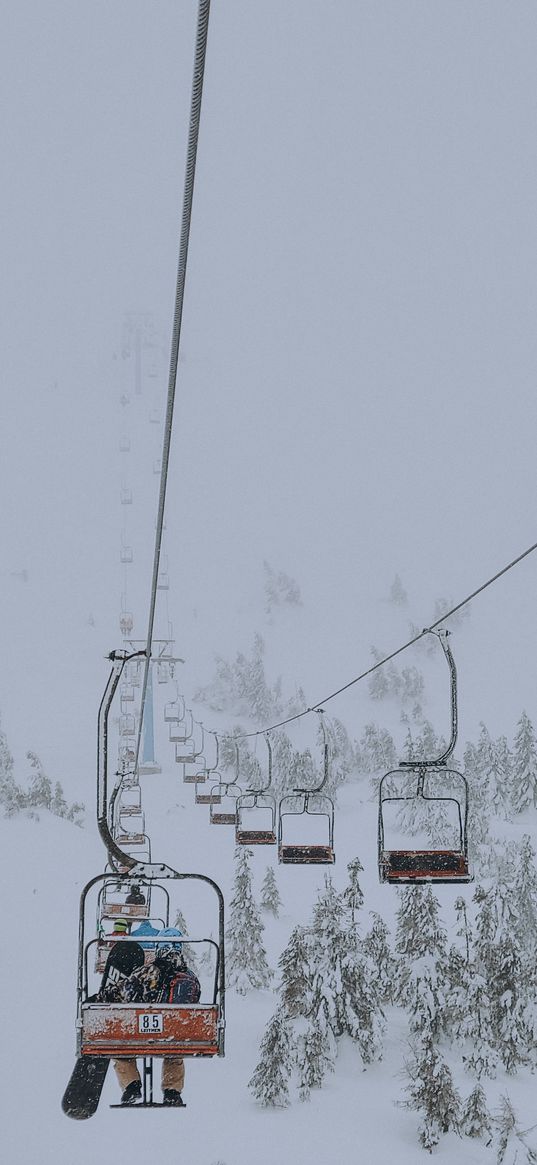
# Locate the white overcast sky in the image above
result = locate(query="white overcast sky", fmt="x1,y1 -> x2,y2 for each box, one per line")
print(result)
2,2 -> 537,783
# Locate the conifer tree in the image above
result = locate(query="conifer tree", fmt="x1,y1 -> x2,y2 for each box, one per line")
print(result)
512,711 -> 537,813
486,735 -> 513,819
226,847 -> 272,994
173,907 -> 198,970
403,1036 -> 461,1152
473,885 -> 496,981
0,719 -> 21,816
460,1084 -> 492,1143
368,648 -> 389,700
343,856 -> 364,922
260,866 -> 282,917
494,1094 -> 537,1164
363,913 -> 396,1005
248,1009 -> 294,1107
457,967 -> 498,1079
395,886 -> 446,1004
26,750 -> 52,809
298,1009 -> 336,1102
490,934 -> 529,1074
389,573 -> 407,605
278,925 -> 315,1018
512,835 -> 537,954
311,876 -> 384,1063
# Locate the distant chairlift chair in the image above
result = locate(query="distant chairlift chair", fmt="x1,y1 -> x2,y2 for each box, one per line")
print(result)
278,712 -> 335,864
377,629 -> 471,885
236,735 -> 277,846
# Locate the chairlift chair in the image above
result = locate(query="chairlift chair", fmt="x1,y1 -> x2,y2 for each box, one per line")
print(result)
164,694 -> 186,723
210,780 -> 241,825
72,870 -> 225,1109
169,708 -> 194,743
195,736 -> 222,804
117,785 -> 142,815
183,756 -> 207,784
119,713 -> 136,738
113,811 -> 146,846
377,630 -> 471,885
236,736 -> 277,845
175,722 -> 204,766
278,713 -> 335,864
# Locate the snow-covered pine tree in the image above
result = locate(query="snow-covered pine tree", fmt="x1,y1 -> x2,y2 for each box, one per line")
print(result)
226,847 -> 272,994
310,876 -> 385,1063
173,907 -> 198,970
278,925 -> 315,1018
442,944 -> 467,1038
486,735 -> 513,819
260,865 -> 282,917
395,886 -> 447,1004
454,896 -> 471,965
363,912 -> 396,1005
400,666 -> 424,703
512,711 -> 537,813
368,648 -> 389,700
457,966 -> 498,1079
402,1036 -> 461,1152
342,856 -> 364,923
494,1094 -> 537,1164
473,884 -> 496,981
512,835 -> 537,954
0,718 -> 22,816
297,1007 -> 336,1102
25,750 -> 52,809
489,933 -> 529,1074
389,573 -> 407,605
460,1084 -> 492,1143
248,1008 -> 295,1107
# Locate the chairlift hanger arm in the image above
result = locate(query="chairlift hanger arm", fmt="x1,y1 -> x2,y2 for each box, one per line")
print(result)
293,710 -> 329,795
399,628 -> 458,768
97,651 -> 146,872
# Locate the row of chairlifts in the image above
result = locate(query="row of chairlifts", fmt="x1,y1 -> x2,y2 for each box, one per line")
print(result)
377,630 -> 471,885
165,694 -> 336,865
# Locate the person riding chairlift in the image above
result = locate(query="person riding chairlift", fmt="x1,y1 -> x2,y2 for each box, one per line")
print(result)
110,927 -> 200,1107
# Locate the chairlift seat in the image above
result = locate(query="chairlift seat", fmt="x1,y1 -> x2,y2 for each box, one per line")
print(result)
81,1003 -> 220,1057
236,829 -> 276,846
379,849 -> 470,884
103,902 -> 149,919
279,843 -> 335,865
183,769 -> 206,784
195,790 -> 221,805
210,811 -> 237,825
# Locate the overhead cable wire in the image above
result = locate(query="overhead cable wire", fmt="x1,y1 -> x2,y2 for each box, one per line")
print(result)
234,536 -> 537,740
134,0 -> 211,777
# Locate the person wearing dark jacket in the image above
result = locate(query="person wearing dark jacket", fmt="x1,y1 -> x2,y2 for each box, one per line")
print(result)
111,929 -> 200,1106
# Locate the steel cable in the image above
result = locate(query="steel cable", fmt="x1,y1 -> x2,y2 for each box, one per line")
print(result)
134,0 -> 211,777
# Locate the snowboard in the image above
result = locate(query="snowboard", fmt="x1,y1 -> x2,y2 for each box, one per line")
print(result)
99,939 -> 145,998
62,941 -> 145,1119
62,1056 -> 110,1120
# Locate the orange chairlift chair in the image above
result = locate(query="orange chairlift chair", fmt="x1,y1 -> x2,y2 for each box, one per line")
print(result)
62,651 -> 225,1119
377,629 -> 471,885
